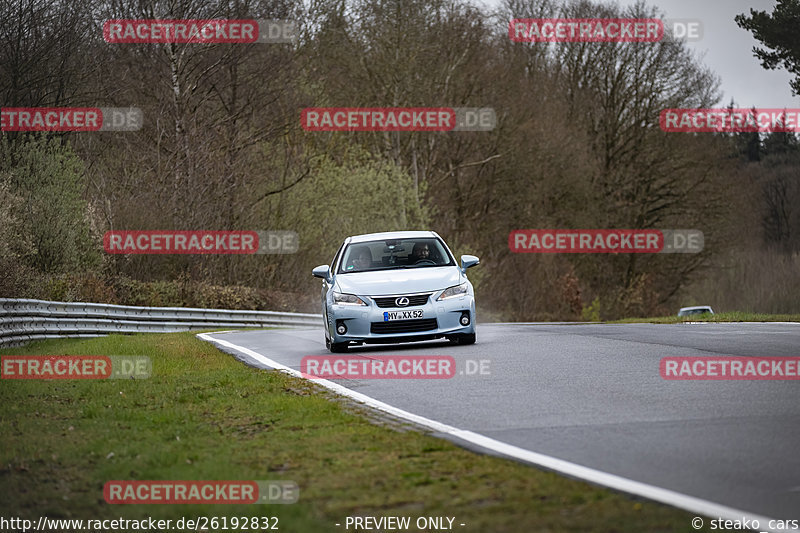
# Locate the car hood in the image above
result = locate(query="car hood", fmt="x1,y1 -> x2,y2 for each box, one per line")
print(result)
334,267 -> 462,296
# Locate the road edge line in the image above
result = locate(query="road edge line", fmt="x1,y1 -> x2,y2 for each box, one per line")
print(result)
197,332 -> 782,532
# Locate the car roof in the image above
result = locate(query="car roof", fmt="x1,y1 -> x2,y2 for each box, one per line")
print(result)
679,306 -> 713,311
347,231 -> 439,244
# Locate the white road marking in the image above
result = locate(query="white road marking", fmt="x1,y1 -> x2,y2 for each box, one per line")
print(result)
197,332 -> 783,531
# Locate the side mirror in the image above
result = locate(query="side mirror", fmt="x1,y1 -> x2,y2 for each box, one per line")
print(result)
460,254 -> 480,273
312,265 -> 332,281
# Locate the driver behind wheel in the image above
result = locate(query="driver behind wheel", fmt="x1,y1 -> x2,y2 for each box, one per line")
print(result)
409,242 -> 431,263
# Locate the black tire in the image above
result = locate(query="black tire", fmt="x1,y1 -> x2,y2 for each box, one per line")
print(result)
456,333 -> 476,345
326,336 -> 348,353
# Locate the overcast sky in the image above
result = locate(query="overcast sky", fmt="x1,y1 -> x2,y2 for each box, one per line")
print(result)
479,0 -> 799,109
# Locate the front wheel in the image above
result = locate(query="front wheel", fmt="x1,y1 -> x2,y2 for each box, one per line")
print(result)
449,333 -> 476,345
326,336 -> 348,353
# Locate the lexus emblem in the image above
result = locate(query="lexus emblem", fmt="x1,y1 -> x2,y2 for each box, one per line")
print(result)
395,297 -> 410,307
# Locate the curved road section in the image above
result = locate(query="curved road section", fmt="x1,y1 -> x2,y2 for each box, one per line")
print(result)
199,322 -> 800,527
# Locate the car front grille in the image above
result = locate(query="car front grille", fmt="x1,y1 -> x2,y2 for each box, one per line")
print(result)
370,318 -> 438,334
373,293 -> 431,308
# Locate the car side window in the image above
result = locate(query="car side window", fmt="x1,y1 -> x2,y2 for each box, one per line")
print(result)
331,243 -> 344,273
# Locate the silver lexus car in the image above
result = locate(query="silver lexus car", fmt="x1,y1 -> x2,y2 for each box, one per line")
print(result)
312,231 -> 480,352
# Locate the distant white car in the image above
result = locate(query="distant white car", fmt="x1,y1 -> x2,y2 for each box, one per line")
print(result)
678,306 -> 714,317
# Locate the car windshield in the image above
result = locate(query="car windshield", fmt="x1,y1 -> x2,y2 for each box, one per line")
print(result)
679,308 -> 711,316
338,238 -> 455,273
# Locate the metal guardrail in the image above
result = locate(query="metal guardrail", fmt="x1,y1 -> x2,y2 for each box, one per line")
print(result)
0,298 -> 322,348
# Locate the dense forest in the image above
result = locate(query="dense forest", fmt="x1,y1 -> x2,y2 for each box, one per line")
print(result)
1,0 -> 798,319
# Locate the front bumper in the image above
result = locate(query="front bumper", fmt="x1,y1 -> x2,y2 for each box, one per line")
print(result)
326,292 -> 476,344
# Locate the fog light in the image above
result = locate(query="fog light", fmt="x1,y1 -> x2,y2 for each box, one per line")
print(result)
336,321 -> 347,335
460,313 -> 470,326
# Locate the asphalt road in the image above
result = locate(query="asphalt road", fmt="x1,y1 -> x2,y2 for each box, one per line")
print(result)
200,322 -> 800,522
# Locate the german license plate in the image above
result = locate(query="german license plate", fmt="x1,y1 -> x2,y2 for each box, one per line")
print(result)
383,310 -> 423,321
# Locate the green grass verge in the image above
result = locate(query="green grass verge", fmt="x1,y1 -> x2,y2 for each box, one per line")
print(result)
1,332 -> 707,532
613,311 -> 800,324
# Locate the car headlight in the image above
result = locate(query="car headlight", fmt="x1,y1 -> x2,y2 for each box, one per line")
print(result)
437,282 -> 468,300
333,292 -> 367,306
